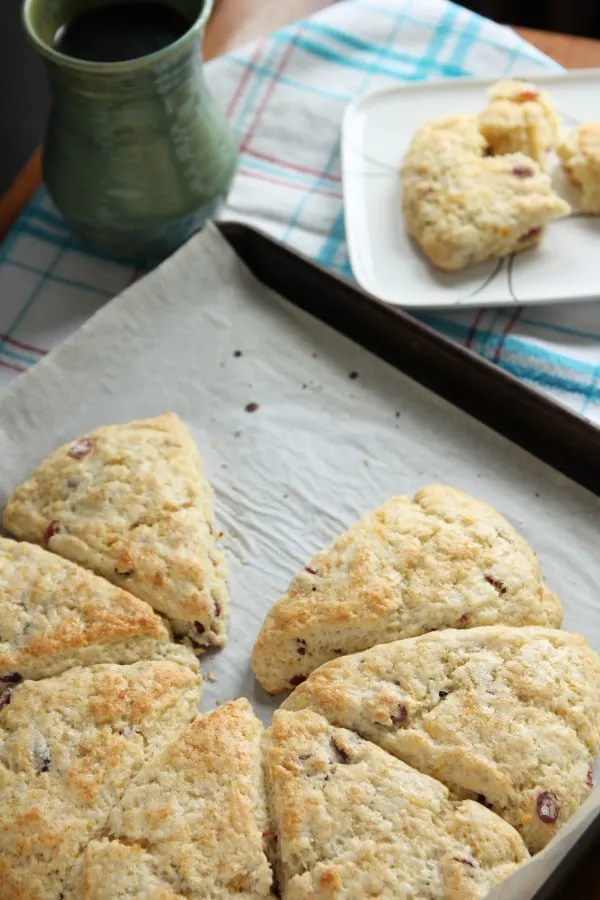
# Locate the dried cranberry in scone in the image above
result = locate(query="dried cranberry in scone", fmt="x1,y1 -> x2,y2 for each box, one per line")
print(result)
391,703 -> 408,726
0,687 -> 13,711
512,165 -> 534,178
296,638 -> 308,656
68,437 -> 94,459
43,520 -> 60,544
518,89 -> 540,102
536,790 -> 560,824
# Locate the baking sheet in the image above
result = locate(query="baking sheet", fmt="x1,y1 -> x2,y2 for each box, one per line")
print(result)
0,224 -> 598,897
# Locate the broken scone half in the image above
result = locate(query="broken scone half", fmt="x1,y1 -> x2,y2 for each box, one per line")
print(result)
478,79 -> 559,164
264,709 -> 529,899
252,484 -> 562,693
3,413 -> 229,656
282,626 -> 600,852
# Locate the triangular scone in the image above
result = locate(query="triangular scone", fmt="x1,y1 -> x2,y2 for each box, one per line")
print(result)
282,626 -> 600,852
264,709 -> 529,900
68,699 -> 273,900
0,537 -> 198,681
2,413 -> 229,655
0,660 -> 201,900
252,484 -> 562,693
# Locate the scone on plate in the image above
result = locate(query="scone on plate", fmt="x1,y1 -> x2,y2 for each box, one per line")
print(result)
68,842 -> 187,900
558,122 -> 600,213
252,484 -> 562,694
67,699 -> 273,900
2,413 -> 229,657
264,709 -> 529,899
0,659 -> 201,900
478,79 -> 559,164
0,537 -> 198,681
282,626 -> 600,852
402,114 -> 486,179
402,142 -> 569,271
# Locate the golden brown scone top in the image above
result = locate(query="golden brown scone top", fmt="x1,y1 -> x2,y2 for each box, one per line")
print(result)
253,484 -> 562,693
2,413 -> 229,655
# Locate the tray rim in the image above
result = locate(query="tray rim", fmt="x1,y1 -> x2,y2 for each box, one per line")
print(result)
345,66 -> 600,105
341,67 -> 600,309
218,219 -> 600,900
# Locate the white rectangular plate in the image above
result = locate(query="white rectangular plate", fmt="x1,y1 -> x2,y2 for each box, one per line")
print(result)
342,69 -> 600,308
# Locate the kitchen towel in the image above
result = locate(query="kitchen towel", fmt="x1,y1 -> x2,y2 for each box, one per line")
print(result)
3,0 -> 600,420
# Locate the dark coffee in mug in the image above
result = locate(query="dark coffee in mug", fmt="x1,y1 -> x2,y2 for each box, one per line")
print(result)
53,1 -> 191,62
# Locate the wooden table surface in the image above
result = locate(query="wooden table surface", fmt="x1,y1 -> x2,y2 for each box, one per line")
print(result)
0,0 -> 599,894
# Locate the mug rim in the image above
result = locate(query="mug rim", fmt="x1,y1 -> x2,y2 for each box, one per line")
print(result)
22,0 -> 213,72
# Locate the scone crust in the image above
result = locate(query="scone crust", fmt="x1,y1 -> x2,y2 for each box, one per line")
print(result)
70,699 -> 273,900
265,709 -> 529,899
252,484 -> 562,693
0,660 -> 201,900
0,536 -> 198,680
2,413 -> 229,655
558,122 -> 600,213
282,625 -> 600,851
479,79 -> 559,163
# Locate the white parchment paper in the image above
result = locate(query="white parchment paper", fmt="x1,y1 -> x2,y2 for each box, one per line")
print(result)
0,225 -> 598,897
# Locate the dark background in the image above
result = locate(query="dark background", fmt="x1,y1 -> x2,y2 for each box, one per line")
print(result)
468,1 -> 600,36
0,0 -> 599,195
1,0 -> 50,193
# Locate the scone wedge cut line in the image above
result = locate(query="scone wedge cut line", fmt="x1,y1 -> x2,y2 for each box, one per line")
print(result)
0,659 -> 201,900
265,708 -> 529,900
2,413 -> 229,657
282,626 -> 600,852
69,699 -> 273,900
252,484 -> 562,694
0,537 -> 198,681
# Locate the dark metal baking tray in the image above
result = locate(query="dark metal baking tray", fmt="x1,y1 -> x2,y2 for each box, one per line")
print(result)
218,220 -> 600,900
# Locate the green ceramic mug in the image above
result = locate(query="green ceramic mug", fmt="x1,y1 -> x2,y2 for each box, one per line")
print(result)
23,0 -> 239,262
